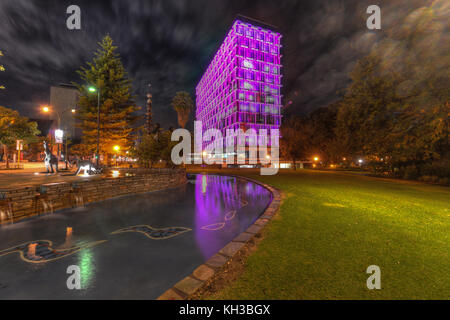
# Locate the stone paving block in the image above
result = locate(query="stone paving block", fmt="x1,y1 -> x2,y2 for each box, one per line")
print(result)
205,254 -> 229,268
254,218 -> 269,226
174,276 -> 203,296
193,265 -> 215,281
219,241 -> 245,257
233,232 -> 254,243
157,289 -> 185,300
246,224 -> 263,234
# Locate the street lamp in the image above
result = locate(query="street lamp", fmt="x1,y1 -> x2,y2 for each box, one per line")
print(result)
113,145 -> 120,167
40,105 -> 76,169
41,105 -> 75,130
88,86 -> 101,166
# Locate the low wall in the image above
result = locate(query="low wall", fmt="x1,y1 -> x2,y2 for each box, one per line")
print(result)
0,168 -> 187,224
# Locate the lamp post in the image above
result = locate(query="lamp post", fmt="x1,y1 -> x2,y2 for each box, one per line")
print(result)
88,87 -> 100,166
41,106 -> 76,168
113,145 -> 120,167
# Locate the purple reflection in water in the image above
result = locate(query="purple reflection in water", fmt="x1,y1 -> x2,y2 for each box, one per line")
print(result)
193,174 -> 272,259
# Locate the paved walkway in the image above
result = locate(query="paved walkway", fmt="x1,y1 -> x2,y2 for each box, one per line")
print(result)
0,162 -> 103,189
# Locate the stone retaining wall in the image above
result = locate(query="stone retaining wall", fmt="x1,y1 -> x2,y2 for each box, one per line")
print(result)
0,169 -> 187,224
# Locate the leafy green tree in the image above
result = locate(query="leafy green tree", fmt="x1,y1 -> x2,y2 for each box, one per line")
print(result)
335,1 -> 449,175
336,55 -> 402,163
281,116 -> 314,169
308,103 -> 341,164
172,91 -> 193,128
0,106 -> 40,168
132,129 -> 176,168
74,35 -> 141,164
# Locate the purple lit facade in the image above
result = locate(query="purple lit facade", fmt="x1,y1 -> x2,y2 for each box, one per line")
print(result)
196,20 -> 282,149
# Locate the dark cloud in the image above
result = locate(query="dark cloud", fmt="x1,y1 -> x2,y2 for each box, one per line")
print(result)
0,0 -> 432,128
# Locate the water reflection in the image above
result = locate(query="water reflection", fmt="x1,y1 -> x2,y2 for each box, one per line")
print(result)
194,174 -> 271,259
0,173 -> 272,299
79,249 -> 93,289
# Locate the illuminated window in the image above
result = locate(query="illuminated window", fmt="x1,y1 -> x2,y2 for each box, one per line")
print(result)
243,60 -> 254,69
244,82 -> 253,90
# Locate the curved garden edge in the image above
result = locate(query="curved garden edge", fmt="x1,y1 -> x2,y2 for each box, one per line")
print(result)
157,174 -> 283,300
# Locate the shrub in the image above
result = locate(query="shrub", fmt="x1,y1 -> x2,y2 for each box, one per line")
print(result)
403,165 -> 419,180
420,162 -> 450,179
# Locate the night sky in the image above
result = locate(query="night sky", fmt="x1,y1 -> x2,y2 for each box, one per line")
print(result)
0,0 -> 430,128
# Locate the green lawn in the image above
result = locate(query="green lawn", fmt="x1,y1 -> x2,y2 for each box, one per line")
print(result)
192,169 -> 450,299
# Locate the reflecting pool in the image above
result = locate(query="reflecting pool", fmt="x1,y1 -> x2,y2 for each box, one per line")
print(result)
0,174 -> 271,299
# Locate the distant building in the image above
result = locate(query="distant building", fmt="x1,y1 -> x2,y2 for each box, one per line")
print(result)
49,84 -> 80,142
196,18 -> 283,159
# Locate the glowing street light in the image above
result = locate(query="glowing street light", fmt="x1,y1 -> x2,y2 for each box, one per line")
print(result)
40,105 -> 76,169
314,157 -> 319,162
113,145 -> 120,167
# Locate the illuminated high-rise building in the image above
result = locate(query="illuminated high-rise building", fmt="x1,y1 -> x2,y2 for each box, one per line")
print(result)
196,18 -> 282,154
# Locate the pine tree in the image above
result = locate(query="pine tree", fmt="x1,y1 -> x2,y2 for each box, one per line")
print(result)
74,35 -> 140,164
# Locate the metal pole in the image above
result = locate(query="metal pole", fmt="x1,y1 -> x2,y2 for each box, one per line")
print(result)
65,132 -> 69,170
96,89 -> 100,166
57,112 -> 61,162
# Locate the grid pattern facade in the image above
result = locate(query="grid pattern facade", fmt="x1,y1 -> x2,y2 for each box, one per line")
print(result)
196,19 -> 282,147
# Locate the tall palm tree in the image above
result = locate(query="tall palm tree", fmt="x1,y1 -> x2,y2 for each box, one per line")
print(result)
171,91 -> 193,128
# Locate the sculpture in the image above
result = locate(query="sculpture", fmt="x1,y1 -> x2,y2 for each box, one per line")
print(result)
74,159 -> 103,176
43,141 -> 58,173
